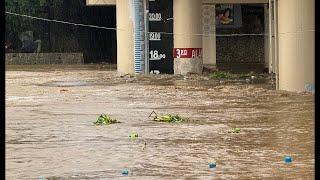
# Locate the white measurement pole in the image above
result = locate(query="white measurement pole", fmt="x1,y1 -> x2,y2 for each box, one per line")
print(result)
273,0 -> 279,90
268,0 -> 273,74
144,0 -> 149,74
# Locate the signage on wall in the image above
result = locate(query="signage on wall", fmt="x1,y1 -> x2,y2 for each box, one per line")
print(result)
215,4 -> 242,28
150,50 -> 166,60
216,4 -> 234,25
148,0 -> 173,74
149,13 -> 162,21
173,48 -> 202,59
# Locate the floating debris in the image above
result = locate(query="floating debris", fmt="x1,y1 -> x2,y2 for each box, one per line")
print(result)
93,114 -> 119,125
209,71 -> 233,79
122,169 -> 129,176
208,163 -> 217,169
142,142 -> 147,150
208,71 -> 261,82
228,128 -> 241,133
120,73 -> 133,78
284,156 -> 292,163
149,111 -> 187,123
129,132 -> 139,139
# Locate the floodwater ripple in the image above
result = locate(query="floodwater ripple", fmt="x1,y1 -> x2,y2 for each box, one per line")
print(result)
6,66 -> 314,179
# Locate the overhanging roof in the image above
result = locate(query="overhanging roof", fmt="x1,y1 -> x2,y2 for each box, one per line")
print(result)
86,0 -> 116,6
203,0 -> 268,3
86,0 -> 268,6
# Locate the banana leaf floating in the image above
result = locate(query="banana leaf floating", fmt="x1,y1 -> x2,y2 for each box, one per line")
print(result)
228,127 -> 241,133
149,111 -> 187,123
94,114 -> 120,125
129,132 -> 139,139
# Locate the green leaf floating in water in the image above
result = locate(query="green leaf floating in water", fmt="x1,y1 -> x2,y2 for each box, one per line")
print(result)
149,111 -> 187,123
129,132 -> 139,139
228,128 -> 241,133
209,71 -> 233,79
94,114 -> 119,125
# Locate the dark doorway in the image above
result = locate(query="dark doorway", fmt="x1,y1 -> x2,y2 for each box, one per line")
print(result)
5,1 -> 117,64
81,6 -> 117,64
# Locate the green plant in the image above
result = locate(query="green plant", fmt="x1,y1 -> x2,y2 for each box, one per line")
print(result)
237,71 -> 255,79
149,111 -> 187,123
129,132 -> 139,138
94,114 -> 119,125
209,71 -> 233,79
228,127 -> 241,133
209,71 -> 259,80
5,0 -> 62,34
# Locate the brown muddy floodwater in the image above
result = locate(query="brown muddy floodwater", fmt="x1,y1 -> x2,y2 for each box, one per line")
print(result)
6,65 -> 314,179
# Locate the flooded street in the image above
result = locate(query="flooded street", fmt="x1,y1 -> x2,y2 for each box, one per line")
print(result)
5,65 -> 314,179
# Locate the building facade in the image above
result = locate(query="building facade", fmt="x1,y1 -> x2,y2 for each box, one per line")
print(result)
86,0 -> 315,93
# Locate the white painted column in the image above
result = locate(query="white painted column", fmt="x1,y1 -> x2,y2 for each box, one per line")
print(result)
202,3 -> 217,69
116,0 -> 135,75
278,0 -> 314,92
173,0 -> 203,75
264,4 -> 270,71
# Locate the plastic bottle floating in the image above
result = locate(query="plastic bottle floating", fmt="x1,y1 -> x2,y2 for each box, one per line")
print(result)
122,169 -> 129,176
284,156 -> 292,163
208,163 -> 217,168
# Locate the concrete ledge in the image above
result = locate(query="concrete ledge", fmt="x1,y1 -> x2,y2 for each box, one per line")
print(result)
86,0 -> 116,6
217,62 -> 265,73
5,53 -> 84,65
203,64 -> 217,70
174,59 -> 203,75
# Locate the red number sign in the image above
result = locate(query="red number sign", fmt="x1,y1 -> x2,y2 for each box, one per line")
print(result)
173,48 -> 202,59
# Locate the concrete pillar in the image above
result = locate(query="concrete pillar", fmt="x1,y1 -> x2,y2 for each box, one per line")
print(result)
173,0 -> 203,75
116,0 -> 135,75
202,3 -> 217,69
278,0 -> 314,92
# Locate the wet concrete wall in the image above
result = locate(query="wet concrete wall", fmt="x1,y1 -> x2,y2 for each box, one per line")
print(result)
216,4 -> 265,72
5,53 -> 84,65
216,36 -> 264,63
202,4 -> 217,68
